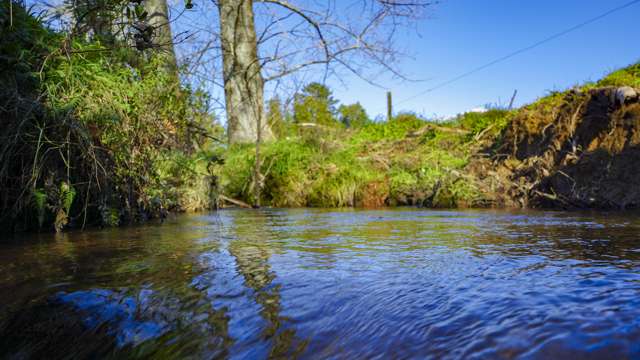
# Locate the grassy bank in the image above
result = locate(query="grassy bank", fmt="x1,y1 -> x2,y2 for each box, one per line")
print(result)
4,2 -> 639,233
0,3 -> 219,232
217,110 -> 511,208
470,62 -> 640,209
218,63 -> 640,210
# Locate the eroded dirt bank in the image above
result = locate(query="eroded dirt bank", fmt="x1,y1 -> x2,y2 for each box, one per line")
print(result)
470,86 -> 640,210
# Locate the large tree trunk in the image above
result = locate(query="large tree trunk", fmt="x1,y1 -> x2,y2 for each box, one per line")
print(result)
218,0 -> 274,144
145,0 -> 178,74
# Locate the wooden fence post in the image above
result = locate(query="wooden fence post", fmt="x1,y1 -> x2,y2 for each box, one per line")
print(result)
387,91 -> 393,121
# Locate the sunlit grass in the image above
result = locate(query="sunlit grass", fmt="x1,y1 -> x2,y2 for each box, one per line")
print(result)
218,110 -> 510,208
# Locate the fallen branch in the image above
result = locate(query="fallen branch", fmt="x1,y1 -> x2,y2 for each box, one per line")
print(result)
408,124 -> 470,137
218,194 -> 252,208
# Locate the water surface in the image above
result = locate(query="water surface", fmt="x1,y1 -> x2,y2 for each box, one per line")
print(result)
1,209 -> 640,359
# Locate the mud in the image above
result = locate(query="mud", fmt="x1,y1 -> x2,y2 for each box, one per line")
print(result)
470,87 -> 640,210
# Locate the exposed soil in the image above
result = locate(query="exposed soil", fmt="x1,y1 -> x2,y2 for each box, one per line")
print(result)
360,180 -> 390,208
469,86 -> 640,210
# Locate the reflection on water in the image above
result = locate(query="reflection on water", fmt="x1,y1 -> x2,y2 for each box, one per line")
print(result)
1,209 -> 640,359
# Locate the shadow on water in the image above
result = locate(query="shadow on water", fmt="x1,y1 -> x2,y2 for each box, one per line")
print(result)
0,220 -> 233,358
1,208 -> 640,359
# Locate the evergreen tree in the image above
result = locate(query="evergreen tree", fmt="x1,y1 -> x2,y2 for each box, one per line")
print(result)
267,97 -> 286,138
338,103 -> 370,128
293,82 -> 338,126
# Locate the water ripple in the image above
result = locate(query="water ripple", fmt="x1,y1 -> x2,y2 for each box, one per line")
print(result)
2,208 -> 640,359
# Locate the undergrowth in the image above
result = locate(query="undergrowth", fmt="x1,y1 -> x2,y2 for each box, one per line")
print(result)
218,61 -> 640,209
218,110 -> 511,208
5,0 -> 639,226
0,2 -> 219,232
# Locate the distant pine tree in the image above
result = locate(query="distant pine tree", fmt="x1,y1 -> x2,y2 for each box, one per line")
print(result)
267,97 -> 286,137
338,102 -> 370,128
293,83 -> 338,126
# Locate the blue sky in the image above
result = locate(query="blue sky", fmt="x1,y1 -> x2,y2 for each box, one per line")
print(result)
328,0 -> 640,119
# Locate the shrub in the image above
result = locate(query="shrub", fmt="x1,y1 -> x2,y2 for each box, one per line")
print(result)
0,2 -> 217,232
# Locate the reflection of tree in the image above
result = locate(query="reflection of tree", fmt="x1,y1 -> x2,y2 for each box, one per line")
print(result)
5,209 -> 640,358
0,216 -> 233,358
227,210 -> 309,358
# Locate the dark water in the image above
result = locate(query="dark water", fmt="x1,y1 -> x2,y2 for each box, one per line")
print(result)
2,209 -> 640,359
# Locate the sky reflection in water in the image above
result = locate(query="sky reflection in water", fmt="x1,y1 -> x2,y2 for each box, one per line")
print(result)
1,208 -> 640,359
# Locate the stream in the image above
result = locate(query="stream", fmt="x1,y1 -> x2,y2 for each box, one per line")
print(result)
1,208 -> 640,359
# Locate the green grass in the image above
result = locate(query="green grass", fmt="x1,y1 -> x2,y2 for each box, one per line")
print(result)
597,63 -> 640,88
0,2 -> 218,231
218,111 -> 508,208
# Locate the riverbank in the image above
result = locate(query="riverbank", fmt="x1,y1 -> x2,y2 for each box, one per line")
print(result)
218,63 -> 640,210
3,3 -> 639,233
218,110 -> 509,208
1,3 -> 220,232
470,64 -> 640,209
